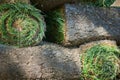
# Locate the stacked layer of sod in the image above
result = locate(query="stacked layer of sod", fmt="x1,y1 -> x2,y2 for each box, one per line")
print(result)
80,44 -> 120,80
45,8 -> 65,44
44,0 -> 116,45
0,3 -> 45,47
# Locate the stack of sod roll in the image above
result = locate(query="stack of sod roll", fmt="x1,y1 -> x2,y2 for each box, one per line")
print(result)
0,0 -> 119,80
0,3 -> 45,47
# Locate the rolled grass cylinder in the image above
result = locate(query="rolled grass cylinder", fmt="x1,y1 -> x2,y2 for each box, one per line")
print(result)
45,3 -> 120,46
80,44 -> 120,80
0,3 -> 45,47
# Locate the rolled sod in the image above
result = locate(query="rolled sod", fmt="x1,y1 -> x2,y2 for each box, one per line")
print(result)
0,3 -> 46,47
80,44 -> 120,80
45,4 -> 120,46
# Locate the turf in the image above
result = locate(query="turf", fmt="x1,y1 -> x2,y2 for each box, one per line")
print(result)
0,3 -> 45,47
81,44 -> 120,80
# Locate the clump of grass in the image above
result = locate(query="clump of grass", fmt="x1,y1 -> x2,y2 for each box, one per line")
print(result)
81,44 -> 120,80
45,9 -> 65,44
0,3 -> 45,47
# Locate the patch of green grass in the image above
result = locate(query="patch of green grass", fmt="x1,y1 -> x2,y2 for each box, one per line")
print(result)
0,3 -> 45,47
45,9 -> 65,44
81,44 -> 120,80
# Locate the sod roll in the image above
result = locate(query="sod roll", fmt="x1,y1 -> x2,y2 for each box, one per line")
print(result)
0,3 -> 45,47
80,40 -> 120,80
45,3 -> 120,46
81,44 -> 120,80
0,42 -> 81,80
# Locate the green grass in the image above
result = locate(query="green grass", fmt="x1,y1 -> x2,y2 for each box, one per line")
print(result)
45,9 -> 65,44
80,44 -> 120,80
0,3 -> 45,47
